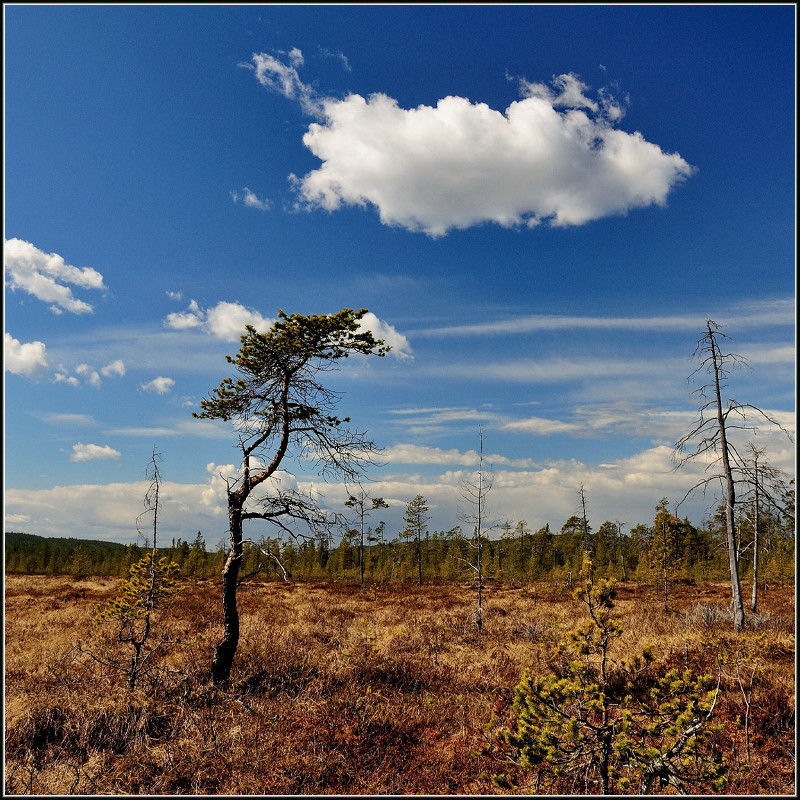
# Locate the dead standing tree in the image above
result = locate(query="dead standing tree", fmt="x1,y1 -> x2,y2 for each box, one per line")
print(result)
194,309 -> 389,684
737,444 -> 792,613
674,319 -> 792,631
458,430 -> 494,631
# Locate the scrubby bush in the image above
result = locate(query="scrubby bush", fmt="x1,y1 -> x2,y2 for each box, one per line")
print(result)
493,556 -> 727,794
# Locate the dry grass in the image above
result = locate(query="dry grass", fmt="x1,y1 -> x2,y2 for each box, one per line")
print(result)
4,574 -> 795,795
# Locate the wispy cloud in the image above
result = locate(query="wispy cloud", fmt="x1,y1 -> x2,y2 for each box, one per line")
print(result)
385,406 -> 509,438
38,412 -> 99,426
106,419 -> 228,439
247,52 -> 694,236
382,443 -> 534,468
430,356 -> 682,384
230,187 -> 272,211
245,50 -> 322,116
417,299 -> 795,338
500,405 -> 698,440
4,238 -> 106,314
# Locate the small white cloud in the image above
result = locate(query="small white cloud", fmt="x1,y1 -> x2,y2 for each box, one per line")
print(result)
100,359 -> 126,377
206,302 -> 271,340
164,298 -> 204,330
4,238 -> 106,313
70,442 -> 121,462
53,372 -> 81,387
357,312 -> 413,359
4,332 -> 49,376
75,363 -> 101,387
501,416 -> 584,436
166,290 -> 183,301
231,187 -> 272,211
165,300 -> 272,341
140,376 -> 176,394
51,359 -> 124,388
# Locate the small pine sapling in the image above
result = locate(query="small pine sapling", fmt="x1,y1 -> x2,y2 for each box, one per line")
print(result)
493,554 -> 726,795
88,551 -> 183,689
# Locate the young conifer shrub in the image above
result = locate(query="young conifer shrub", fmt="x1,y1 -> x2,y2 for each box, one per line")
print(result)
90,551 -> 183,688
493,554 -> 727,795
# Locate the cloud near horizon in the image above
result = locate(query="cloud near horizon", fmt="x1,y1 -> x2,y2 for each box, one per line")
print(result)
6,430 -> 794,544
248,51 -> 695,236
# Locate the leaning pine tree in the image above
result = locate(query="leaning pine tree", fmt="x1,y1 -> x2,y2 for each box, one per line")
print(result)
194,309 -> 389,685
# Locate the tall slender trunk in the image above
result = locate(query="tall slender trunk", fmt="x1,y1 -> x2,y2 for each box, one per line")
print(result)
417,532 -> 423,586
359,526 -> 365,590
709,324 -> 745,630
475,528 -> 483,630
211,497 -> 244,685
751,455 -> 760,613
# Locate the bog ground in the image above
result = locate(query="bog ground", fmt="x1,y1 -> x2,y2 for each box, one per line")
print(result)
4,575 -> 795,795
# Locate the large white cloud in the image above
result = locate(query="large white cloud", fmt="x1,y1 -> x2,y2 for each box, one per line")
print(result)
4,238 -> 106,313
4,332 -> 49,376
248,52 -> 694,236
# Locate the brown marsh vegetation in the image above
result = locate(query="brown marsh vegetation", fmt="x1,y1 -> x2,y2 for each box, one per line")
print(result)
4,574 -> 795,795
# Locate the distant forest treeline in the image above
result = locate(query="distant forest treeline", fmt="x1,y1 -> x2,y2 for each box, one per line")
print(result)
5,495 -> 794,585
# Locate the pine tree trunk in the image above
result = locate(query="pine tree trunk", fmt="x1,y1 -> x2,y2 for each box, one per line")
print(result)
211,499 -> 244,685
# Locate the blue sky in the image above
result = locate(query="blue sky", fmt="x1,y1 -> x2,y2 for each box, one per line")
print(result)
4,4 -> 795,546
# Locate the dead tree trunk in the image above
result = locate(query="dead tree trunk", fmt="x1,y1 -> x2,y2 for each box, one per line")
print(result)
750,450 -> 760,614
707,326 -> 745,630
